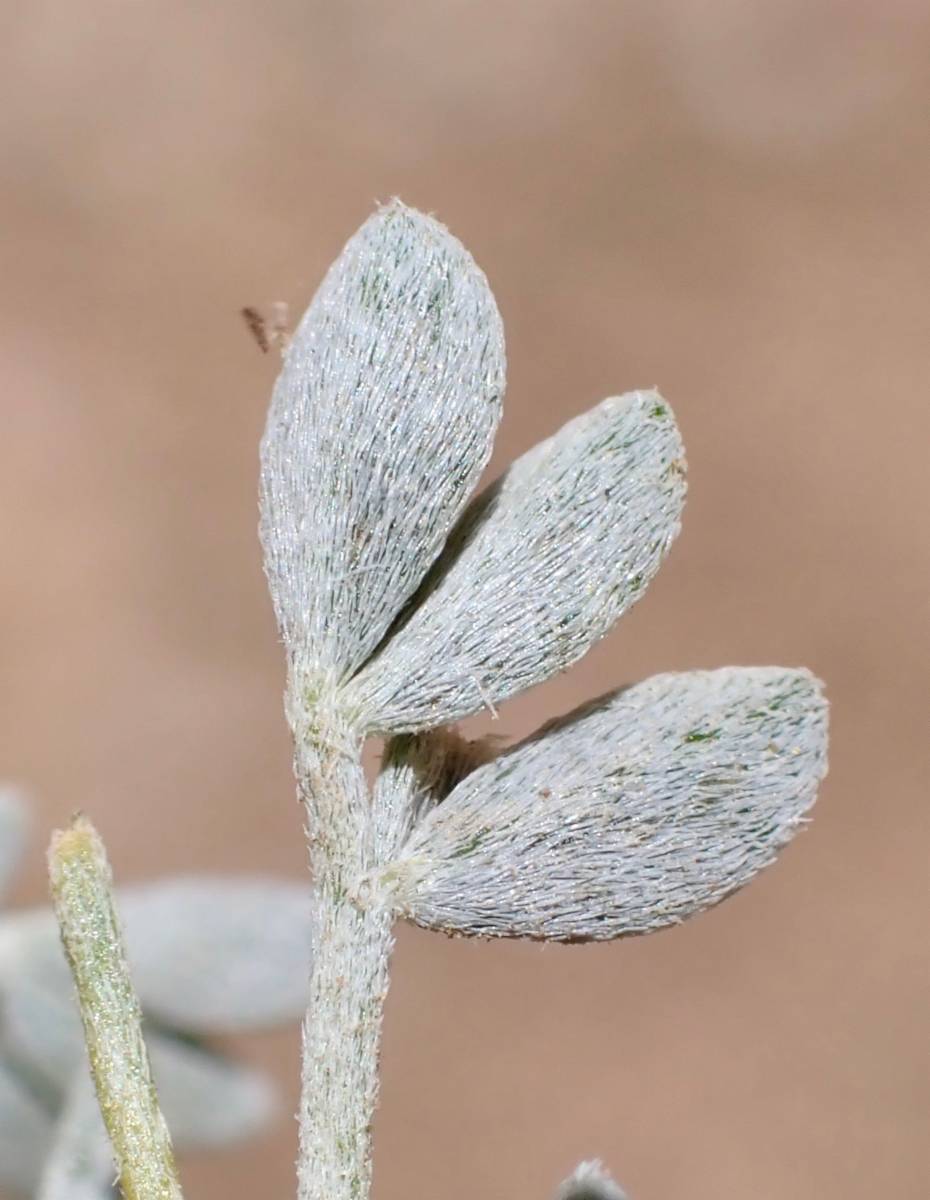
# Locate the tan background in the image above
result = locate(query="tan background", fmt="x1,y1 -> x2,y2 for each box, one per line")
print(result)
1,3 -> 928,1199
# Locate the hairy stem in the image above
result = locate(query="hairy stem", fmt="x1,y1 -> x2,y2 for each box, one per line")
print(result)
289,678 -> 398,1200
299,895 -> 394,1200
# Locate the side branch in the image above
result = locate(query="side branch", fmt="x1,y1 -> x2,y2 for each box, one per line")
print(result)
47,815 -> 183,1200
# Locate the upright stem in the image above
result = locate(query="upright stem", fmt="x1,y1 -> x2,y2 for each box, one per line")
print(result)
298,893 -> 394,1200
289,676 -> 397,1200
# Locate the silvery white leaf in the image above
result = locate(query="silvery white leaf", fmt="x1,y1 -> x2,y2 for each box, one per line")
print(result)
349,391 -> 685,733
118,877 -> 314,1033
37,1070 -> 113,1200
0,1054 -> 54,1195
260,200 -> 505,680
0,786 -> 30,904
556,1161 -> 628,1200
396,668 -> 828,940
147,1031 -> 275,1150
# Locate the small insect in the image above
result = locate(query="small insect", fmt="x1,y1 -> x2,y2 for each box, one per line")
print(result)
241,302 -> 291,355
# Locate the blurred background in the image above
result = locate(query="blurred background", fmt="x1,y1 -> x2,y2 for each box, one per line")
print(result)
1,2 -> 928,1198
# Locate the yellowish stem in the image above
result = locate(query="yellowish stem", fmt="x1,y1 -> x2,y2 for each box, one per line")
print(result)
47,814 -> 183,1200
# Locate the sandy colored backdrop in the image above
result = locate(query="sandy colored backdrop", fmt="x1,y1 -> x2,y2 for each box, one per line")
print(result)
1,4 -> 927,1199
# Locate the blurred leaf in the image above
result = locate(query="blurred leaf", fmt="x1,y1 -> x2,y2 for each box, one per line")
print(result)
0,1054 -> 54,1196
